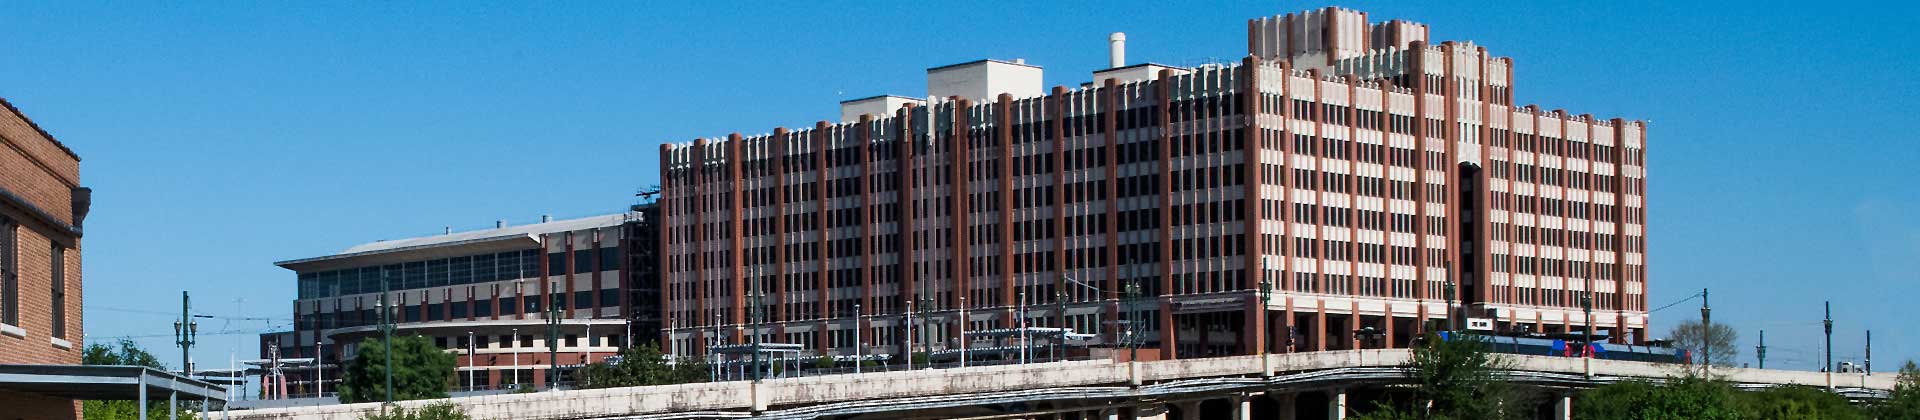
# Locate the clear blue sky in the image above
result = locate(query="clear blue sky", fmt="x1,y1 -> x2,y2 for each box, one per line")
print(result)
2,1 -> 1914,373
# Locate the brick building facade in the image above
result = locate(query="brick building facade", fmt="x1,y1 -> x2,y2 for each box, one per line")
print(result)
0,97 -> 90,419
266,207 -> 662,393
656,8 -> 1649,362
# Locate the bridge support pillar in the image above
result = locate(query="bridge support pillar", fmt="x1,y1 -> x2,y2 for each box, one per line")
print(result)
1175,401 -> 1200,420
1101,408 -> 1121,420
1555,394 -> 1572,420
1270,393 -> 1296,420
1231,395 -> 1253,420
1328,389 -> 1346,420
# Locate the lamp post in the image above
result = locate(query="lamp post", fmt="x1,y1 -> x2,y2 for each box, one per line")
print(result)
1823,301 -> 1833,374
1443,280 -> 1457,332
1259,258 -> 1273,355
511,328 -> 520,388
546,283 -> 563,390
958,296 -> 968,367
466,331 -> 475,392
1581,292 -> 1593,358
1124,279 -> 1141,363
853,304 -> 862,374
749,291 -> 763,382
378,269 -> 394,406
1699,288 -> 1710,372
1018,291 -> 1028,365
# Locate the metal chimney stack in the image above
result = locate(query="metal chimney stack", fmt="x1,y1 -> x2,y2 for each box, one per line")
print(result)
1108,32 -> 1127,68
541,214 -> 552,223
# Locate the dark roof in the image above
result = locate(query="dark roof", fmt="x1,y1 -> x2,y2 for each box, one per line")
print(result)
0,364 -> 226,401
1093,62 -> 1191,74
0,97 -> 82,161
926,59 -> 1042,73
838,94 -> 925,104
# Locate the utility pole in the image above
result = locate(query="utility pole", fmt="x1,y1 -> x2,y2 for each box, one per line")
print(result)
1581,291 -> 1593,358
853,304 -> 862,374
749,291 -> 762,382
1443,280 -> 1456,332
380,270 -> 394,406
1823,301 -> 1833,374
467,331 -> 476,392
958,296 -> 968,368
1700,288 -> 1710,372
1018,291 -> 1028,365
1756,330 -> 1767,369
546,282 -> 562,390
174,292 -> 197,376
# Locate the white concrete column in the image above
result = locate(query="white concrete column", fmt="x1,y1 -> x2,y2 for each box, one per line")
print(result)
1233,396 -> 1254,420
1328,389 -> 1346,420
1104,408 -> 1122,420
1556,395 -> 1572,420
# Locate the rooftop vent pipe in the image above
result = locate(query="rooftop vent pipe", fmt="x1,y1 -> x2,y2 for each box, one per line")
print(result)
541,214 -> 552,223
1108,32 -> 1126,68
497,220 -> 506,229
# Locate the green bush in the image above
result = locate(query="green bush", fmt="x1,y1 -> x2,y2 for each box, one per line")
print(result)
358,402 -> 469,420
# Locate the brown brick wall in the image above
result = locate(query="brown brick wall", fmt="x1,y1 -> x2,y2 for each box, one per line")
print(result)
0,224 -> 83,365
0,99 -> 87,410
0,389 -> 82,420
0,100 -> 79,227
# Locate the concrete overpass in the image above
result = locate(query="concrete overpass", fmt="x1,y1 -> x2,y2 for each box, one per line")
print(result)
227,350 -> 1894,420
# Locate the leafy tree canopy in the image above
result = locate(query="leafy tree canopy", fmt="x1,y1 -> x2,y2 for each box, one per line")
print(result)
82,339 -> 198,420
576,343 -> 707,389
337,335 -> 457,404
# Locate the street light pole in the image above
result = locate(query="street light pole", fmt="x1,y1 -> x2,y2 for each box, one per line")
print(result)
1126,278 -> 1140,362
1443,280 -> 1456,332
546,283 -> 562,390
1581,292 -> 1593,358
467,331 -> 475,392
959,296 -> 968,368
1700,288 -> 1711,372
1018,291 -> 1028,365
379,269 -> 394,406
1823,301 -> 1833,374
853,304 -> 862,374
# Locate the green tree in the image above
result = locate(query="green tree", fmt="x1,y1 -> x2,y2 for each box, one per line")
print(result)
1355,332 -> 1530,420
81,339 -> 200,420
337,335 -> 456,404
575,344 -> 708,389
1668,319 -> 1738,367
1874,361 -> 1920,420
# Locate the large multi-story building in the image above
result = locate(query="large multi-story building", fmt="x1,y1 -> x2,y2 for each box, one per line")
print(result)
656,7 -> 1649,362
266,206 -> 661,393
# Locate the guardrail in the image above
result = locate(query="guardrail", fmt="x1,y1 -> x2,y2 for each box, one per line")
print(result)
226,349 -> 1895,420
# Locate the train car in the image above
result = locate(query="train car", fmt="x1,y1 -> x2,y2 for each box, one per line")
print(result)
1437,332 -> 1687,364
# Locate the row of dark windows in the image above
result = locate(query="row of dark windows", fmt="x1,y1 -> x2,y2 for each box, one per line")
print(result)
297,247 -> 620,299
297,288 -> 621,330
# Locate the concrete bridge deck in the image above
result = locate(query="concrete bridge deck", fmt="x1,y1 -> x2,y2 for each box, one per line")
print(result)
227,350 -> 1894,420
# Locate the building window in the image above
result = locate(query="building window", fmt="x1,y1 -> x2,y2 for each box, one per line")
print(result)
1,216 -> 15,327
